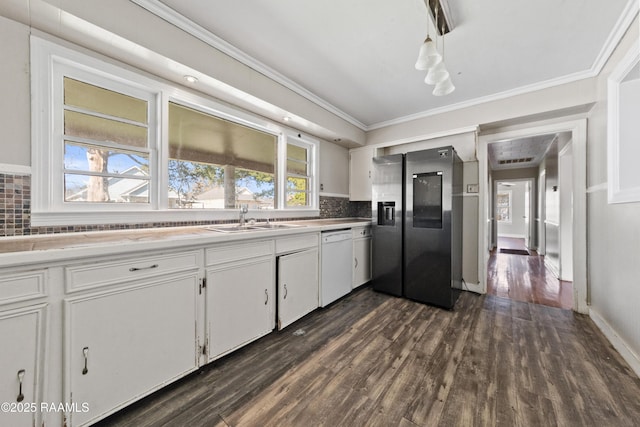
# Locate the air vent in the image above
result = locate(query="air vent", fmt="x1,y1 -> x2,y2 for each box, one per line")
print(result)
499,157 -> 533,165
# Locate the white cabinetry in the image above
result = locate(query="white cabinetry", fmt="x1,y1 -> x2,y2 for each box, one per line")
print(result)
352,227 -> 372,288
349,147 -> 376,201
206,240 -> 275,361
0,270 -> 47,427
275,234 -> 320,330
278,248 -> 319,330
64,251 -> 201,426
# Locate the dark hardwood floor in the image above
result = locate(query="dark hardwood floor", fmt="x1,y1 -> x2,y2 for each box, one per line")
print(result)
97,287 -> 640,427
488,237 -> 573,309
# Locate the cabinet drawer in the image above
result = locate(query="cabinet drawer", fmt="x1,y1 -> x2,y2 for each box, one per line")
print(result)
0,270 -> 47,306
352,227 -> 372,238
65,251 -> 200,292
206,240 -> 273,266
275,233 -> 319,254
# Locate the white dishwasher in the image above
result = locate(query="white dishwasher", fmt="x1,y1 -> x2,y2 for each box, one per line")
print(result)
320,230 -> 353,307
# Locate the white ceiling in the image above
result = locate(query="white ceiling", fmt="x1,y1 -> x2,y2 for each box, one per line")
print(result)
488,133 -> 559,170
150,0 -> 633,130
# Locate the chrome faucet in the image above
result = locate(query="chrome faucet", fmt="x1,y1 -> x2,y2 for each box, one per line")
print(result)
239,204 -> 249,226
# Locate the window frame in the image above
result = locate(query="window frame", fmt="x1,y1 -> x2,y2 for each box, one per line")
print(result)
31,36 -> 319,226
283,133 -> 316,209
496,190 -> 512,223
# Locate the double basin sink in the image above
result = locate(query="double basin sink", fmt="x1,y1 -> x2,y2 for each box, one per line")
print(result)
204,222 -> 305,233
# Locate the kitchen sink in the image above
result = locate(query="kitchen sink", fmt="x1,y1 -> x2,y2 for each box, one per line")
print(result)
249,223 -> 305,230
204,223 -> 305,233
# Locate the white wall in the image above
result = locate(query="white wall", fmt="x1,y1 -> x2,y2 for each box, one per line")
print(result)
0,15 -> 30,168
587,15 -> 640,375
367,78 -> 598,147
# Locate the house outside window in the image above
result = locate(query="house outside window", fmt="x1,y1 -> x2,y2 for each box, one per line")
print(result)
31,36 -> 319,225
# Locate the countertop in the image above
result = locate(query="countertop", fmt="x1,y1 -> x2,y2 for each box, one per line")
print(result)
0,218 -> 372,268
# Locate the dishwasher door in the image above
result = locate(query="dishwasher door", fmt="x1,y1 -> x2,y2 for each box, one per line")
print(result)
320,231 -> 353,307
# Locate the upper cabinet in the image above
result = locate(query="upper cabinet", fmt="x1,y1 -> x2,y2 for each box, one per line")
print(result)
349,147 -> 377,201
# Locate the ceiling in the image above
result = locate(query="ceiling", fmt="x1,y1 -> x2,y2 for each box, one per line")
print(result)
148,0 -> 632,130
488,133 -> 560,170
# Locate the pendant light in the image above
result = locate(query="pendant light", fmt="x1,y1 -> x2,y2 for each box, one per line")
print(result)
414,3 -> 441,71
431,20 -> 455,95
432,77 -> 455,96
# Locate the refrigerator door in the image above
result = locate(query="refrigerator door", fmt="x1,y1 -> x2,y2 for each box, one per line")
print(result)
371,154 -> 404,297
404,147 -> 462,308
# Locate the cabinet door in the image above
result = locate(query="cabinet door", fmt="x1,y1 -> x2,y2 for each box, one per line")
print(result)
66,274 -> 199,426
207,257 -> 275,361
349,148 -> 375,201
278,248 -> 319,330
353,237 -> 372,288
0,305 -> 46,427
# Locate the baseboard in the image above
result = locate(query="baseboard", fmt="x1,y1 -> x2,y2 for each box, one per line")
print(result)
545,258 -> 559,277
462,281 -> 483,294
589,307 -> 640,378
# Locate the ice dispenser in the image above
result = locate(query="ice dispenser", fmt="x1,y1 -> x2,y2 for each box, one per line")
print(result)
377,202 -> 396,226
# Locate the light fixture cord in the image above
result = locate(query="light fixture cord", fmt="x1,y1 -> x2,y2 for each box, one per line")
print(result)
434,3 -> 440,50
441,23 -> 445,60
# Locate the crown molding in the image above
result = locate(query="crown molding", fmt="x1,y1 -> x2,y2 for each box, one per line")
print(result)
131,0 -> 638,134
590,0 -> 640,75
130,0 -> 367,130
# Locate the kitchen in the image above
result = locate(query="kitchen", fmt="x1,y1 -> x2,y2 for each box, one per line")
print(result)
2,1 -> 640,426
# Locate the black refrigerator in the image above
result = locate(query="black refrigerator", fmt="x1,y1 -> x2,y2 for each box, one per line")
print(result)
371,146 -> 463,309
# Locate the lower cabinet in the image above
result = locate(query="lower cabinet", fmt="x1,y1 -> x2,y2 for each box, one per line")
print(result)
0,270 -> 47,427
277,247 -> 319,330
205,241 -> 275,361
353,227 -> 372,288
65,273 -> 200,426
0,304 -> 47,427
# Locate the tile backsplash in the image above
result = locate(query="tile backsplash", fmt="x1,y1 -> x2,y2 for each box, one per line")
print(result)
0,173 -> 371,237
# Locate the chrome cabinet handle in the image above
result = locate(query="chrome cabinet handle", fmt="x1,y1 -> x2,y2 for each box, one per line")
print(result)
82,347 -> 89,375
355,257 -> 358,268
17,369 -> 25,402
264,289 -> 268,305
283,284 -> 288,299
129,264 -> 159,272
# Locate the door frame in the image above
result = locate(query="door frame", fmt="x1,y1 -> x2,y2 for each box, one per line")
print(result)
478,118 -> 587,313
493,178 -> 536,250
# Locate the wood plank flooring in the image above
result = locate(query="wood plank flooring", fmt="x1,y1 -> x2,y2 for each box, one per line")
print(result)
488,241 -> 573,310
96,287 -> 640,427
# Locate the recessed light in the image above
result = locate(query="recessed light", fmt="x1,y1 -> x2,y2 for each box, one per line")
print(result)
183,75 -> 198,83
283,116 -> 291,122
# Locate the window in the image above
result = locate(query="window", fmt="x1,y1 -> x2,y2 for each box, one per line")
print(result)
168,102 -> 277,210
63,78 -> 151,204
31,37 -> 318,225
286,142 -> 312,207
496,191 -> 512,223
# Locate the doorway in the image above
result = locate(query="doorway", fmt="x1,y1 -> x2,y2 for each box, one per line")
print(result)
494,179 -> 534,254
479,120 -> 586,312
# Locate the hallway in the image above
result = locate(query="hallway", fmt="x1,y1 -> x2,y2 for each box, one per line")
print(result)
487,237 -> 573,310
